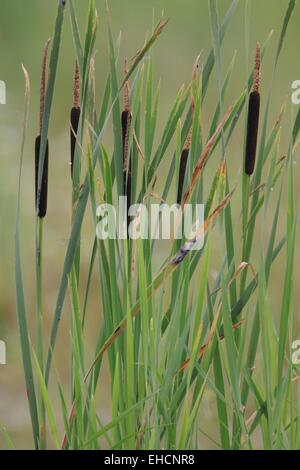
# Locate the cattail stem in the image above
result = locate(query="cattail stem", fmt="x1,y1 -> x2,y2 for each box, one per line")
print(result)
245,43 -> 261,176
35,38 -> 51,449
242,172 -> 250,236
35,216 -> 46,448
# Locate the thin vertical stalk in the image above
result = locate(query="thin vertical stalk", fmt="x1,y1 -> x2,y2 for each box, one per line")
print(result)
34,38 -> 51,450
35,217 -> 46,449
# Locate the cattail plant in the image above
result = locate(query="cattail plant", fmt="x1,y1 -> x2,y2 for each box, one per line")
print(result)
70,62 -> 81,179
34,38 -> 52,450
121,60 -> 132,231
35,39 -> 50,218
245,43 -> 261,176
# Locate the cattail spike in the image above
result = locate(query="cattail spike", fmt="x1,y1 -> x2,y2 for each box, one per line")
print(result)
122,109 -> 132,230
124,58 -> 130,112
253,42 -> 261,93
245,91 -> 260,175
183,128 -> 192,152
122,58 -> 131,172
177,60 -> 198,204
177,148 -> 189,205
40,38 -> 51,133
122,60 -> 132,234
183,98 -> 195,151
70,108 -> 81,178
36,39 -> 50,218
70,62 -> 81,179
245,44 -> 261,176
73,61 -> 80,109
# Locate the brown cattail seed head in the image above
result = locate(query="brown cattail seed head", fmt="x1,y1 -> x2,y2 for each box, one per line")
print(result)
70,108 -> 81,178
177,101 -> 194,204
122,109 -> 132,231
36,39 -> 50,218
122,59 -> 131,172
122,110 -> 131,158
245,44 -> 261,176
122,60 -> 132,232
177,67 -> 197,205
70,62 -> 81,178
35,137 -> 49,218
245,91 -> 260,175
177,148 -> 189,205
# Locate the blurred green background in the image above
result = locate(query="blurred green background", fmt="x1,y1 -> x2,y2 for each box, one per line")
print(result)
0,0 -> 299,448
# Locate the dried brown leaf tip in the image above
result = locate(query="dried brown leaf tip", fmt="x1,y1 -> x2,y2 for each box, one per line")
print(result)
245,43 -> 261,176
192,54 -> 201,83
130,19 -> 168,74
70,62 -> 81,178
35,39 -> 51,218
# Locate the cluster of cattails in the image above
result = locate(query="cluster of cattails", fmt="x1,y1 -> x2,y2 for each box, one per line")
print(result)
245,43 -> 261,176
35,37 -> 81,218
35,39 -> 50,218
34,40 -> 260,222
121,60 -> 132,230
